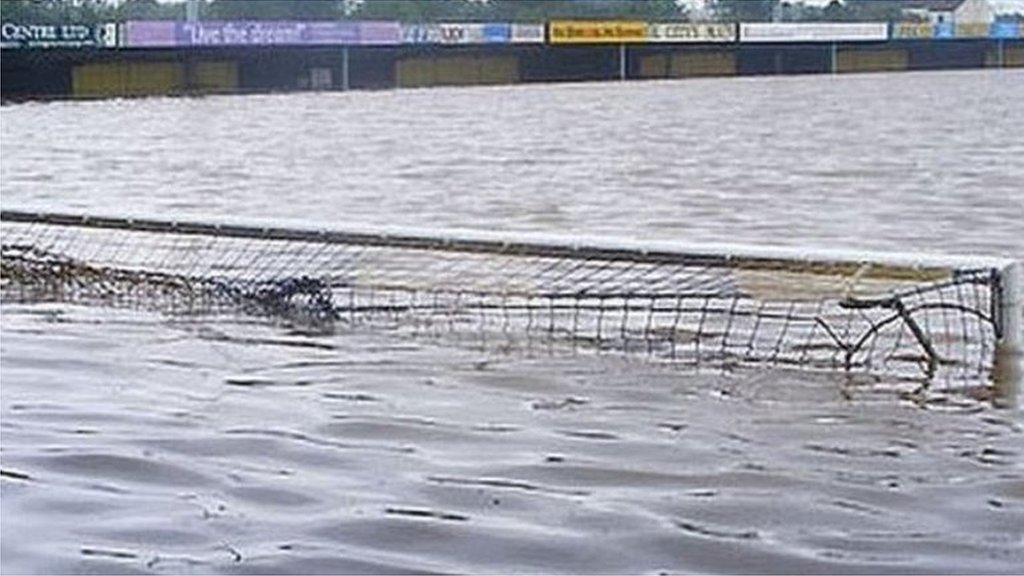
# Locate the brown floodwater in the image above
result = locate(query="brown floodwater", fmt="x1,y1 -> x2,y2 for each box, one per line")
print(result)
1,69 -> 1022,574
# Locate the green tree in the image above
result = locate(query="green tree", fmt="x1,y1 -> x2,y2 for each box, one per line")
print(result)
347,0 -> 689,23
1,0 -> 116,24
351,0 -> 484,22
115,0 -> 184,21
709,0 -> 779,22
821,0 -> 850,21
842,0 -> 908,22
778,2 -> 825,22
488,0 -> 687,22
203,0 -> 344,21
0,0 -> 189,24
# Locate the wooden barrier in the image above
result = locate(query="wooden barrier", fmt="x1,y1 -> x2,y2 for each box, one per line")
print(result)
637,53 -> 669,78
73,62 -> 185,98
1006,46 -> 1024,67
670,51 -> 736,77
193,61 -> 239,93
837,49 -> 909,73
72,61 -> 239,97
638,50 -> 735,79
397,55 -> 518,88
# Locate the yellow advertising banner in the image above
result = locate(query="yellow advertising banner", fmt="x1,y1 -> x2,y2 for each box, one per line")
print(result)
955,22 -> 989,38
893,23 -> 935,39
549,21 -> 647,44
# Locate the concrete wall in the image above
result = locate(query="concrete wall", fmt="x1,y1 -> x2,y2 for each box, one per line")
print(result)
520,46 -> 620,83
1,53 -> 71,98
231,47 -> 396,92
907,40 -> 988,70
348,48 -> 398,89
738,45 -> 832,75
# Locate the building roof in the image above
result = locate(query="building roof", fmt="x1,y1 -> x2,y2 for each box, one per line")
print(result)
898,0 -> 969,12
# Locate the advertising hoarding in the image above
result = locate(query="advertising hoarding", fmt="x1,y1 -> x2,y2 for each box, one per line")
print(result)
124,20 -> 400,48
740,23 -> 888,43
646,23 -> 736,43
353,21 -> 402,45
892,23 -> 935,39
510,23 -> 544,44
177,21 -> 360,46
1,22 -> 117,48
548,21 -> 648,44
124,21 -> 178,47
955,22 -> 990,38
990,22 -> 1021,39
934,22 -> 955,38
402,23 -> 516,44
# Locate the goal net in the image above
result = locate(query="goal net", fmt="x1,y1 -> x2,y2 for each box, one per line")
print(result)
1,210 -> 1019,388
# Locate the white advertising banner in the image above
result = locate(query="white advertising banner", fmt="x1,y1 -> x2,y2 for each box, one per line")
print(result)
740,22 -> 888,43
647,23 -> 736,43
510,23 -> 544,44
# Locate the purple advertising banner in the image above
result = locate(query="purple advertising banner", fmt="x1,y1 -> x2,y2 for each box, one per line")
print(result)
124,20 -> 400,47
357,21 -> 401,45
125,21 -> 178,47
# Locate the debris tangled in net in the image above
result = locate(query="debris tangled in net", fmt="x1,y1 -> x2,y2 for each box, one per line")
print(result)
1,244 -> 337,323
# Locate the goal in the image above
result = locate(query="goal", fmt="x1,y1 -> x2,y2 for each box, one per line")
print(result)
2,209 -> 1019,389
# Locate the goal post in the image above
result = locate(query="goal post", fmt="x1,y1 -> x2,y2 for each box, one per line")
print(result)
2,209 -> 1020,395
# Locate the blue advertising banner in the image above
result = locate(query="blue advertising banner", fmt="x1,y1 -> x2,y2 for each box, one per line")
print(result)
990,22 -> 1021,39
934,22 -> 955,39
482,23 -> 511,43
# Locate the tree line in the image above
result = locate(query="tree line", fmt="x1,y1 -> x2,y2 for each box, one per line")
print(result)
0,0 -> 1010,25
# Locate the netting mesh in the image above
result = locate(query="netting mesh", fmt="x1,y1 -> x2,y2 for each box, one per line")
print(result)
0,211 -> 1010,385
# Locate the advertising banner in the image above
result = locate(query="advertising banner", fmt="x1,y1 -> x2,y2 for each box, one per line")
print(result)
401,23 -> 515,44
1,22 -> 117,49
955,22 -> 989,38
510,23 -> 544,44
740,22 -> 888,43
179,21 -> 360,46
354,21 -> 402,45
479,23 -> 513,43
124,20 -> 399,48
401,24 -> 435,44
892,22 -> 935,39
990,22 -> 1021,39
548,21 -> 648,44
124,21 -> 178,47
647,23 -> 736,43
934,22 -> 955,38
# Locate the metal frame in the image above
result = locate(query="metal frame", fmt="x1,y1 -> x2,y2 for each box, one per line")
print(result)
2,208 -> 1019,391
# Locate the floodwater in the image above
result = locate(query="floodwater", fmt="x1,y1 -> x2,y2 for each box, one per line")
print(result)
2,70 -> 1023,574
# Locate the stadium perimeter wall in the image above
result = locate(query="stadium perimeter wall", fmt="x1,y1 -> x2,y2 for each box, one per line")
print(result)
1,20 -> 1021,100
